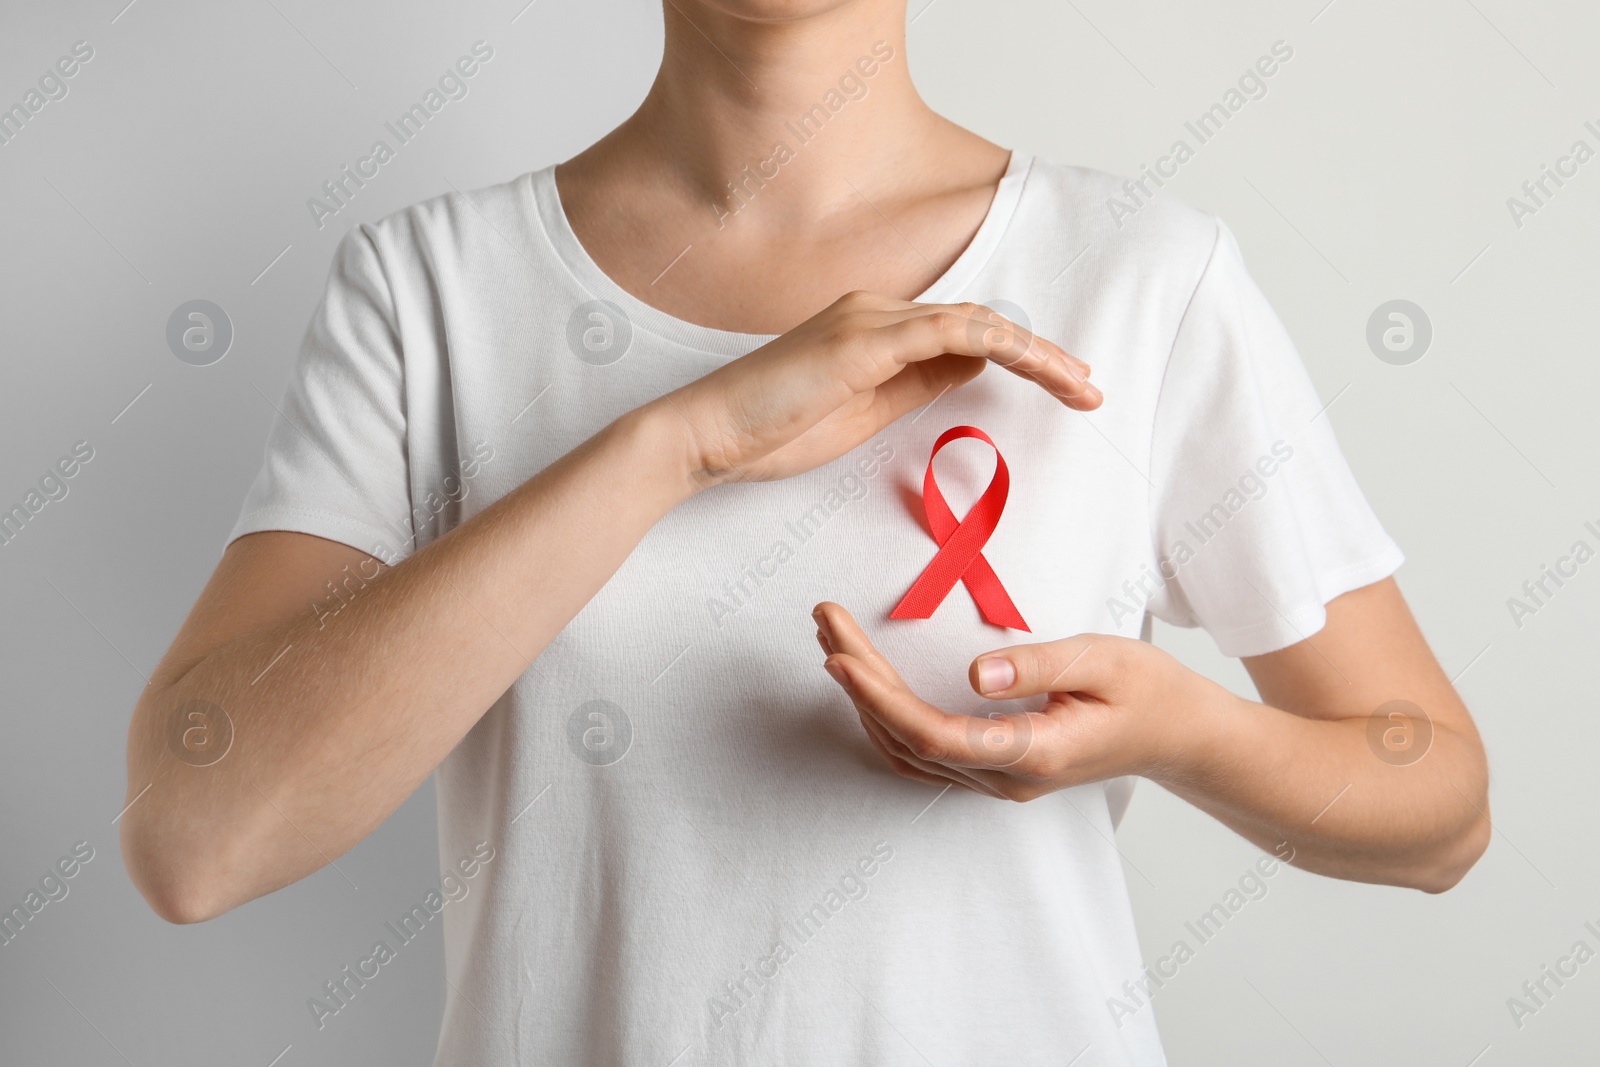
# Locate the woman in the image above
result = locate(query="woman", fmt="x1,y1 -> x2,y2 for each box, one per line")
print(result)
122,1 -> 1489,1063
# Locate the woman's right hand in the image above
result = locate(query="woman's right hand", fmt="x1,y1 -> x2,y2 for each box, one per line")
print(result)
656,290 -> 1101,485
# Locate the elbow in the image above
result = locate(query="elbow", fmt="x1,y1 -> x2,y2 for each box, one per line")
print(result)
120,813 -> 234,925
1407,730 -> 1492,894
1411,803 -> 1492,895
141,881 -> 227,926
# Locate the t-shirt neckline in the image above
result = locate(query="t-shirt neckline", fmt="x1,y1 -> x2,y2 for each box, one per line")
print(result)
525,149 -> 1034,357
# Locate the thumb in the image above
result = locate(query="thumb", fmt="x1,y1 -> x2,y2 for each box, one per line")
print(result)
969,634 -> 1122,699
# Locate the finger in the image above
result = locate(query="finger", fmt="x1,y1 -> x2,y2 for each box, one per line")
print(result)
882,302 -> 1092,379
875,309 -> 1102,410
814,605 -> 1010,793
835,661 -> 1009,797
813,604 -> 1035,787
970,634 -> 1122,699
855,693 -> 1063,800
813,602 -> 907,687
852,700 -> 1000,797
827,649 -> 1027,772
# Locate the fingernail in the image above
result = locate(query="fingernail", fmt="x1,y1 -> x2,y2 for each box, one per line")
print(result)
825,660 -> 849,688
1081,383 -> 1103,404
976,657 -> 1016,694
1063,363 -> 1087,385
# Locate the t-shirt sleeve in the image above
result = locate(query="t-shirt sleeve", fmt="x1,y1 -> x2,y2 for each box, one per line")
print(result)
1143,216 -> 1403,657
226,224 -> 415,562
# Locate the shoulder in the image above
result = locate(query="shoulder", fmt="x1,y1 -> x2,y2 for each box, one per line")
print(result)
1017,154 -> 1223,287
341,170 -> 541,274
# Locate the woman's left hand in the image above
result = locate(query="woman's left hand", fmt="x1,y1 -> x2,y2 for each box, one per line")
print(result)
812,601 -> 1214,801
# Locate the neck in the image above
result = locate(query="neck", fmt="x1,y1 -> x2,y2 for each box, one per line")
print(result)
613,2 -> 936,216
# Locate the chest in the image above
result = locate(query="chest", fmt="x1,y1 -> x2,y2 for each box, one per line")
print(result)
559,188 -> 1000,335
398,231 -> 1180,698
445,375 -> 1148,724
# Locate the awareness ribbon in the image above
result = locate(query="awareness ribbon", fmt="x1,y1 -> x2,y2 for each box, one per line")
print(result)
889,425 -> 1030,631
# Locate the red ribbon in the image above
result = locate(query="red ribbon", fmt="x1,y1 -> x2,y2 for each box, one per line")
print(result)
890,425 -> 1030,631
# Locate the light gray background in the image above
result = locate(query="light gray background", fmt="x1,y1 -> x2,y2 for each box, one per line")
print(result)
1,0 -> 1594,1064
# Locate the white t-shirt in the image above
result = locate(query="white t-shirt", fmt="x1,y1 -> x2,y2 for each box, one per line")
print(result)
230,150 -> 1402,1066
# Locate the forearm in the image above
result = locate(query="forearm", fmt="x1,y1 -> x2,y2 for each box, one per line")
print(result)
124,403 -> 698,920
1153,677 -> 1491,893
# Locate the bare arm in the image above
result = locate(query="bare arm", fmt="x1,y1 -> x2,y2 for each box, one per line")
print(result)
817,577 -> 1491,893
123,293 -> 1097,922
123,408 -> 699,923
1181,577 -> 1490,891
